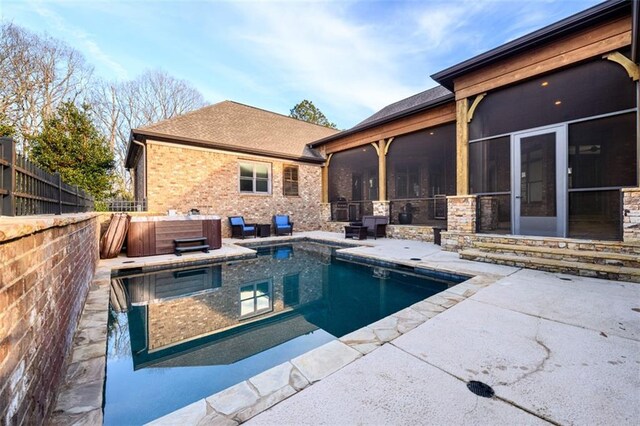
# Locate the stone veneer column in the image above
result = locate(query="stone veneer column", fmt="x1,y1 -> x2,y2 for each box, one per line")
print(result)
622,187 -> 640,243
446,195 -> 477,233
372,200 -> 390,217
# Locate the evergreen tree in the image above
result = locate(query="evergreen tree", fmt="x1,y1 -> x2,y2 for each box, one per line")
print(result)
290,100 -> 338,129
0,112 -> 15,137
29,102 -> 115,199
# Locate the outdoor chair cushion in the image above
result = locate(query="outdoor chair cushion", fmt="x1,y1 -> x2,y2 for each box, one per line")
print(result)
274,215 -> 291,228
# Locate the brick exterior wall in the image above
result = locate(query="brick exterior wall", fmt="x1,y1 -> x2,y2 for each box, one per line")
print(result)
623,187 -> 640,243
0,215 -> 99,425
133,149 -> 145,202
144,141 -> 322,237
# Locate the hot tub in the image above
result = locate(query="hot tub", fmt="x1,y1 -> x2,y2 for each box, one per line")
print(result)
127,215 -> 222,257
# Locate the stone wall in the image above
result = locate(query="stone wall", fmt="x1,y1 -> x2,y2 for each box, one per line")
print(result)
372,201 -> 389,217
623,187 -> 640,243
446,195 -> 477,233
0,214 -> 99,425
144,141 -> 322,237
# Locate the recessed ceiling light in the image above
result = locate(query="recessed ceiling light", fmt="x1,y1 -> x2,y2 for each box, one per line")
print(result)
554,100 -> 562,105
429,132 -> 434,135
541,81 -> 549,87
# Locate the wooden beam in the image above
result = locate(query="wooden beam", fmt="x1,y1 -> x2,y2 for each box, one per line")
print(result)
454,16 -> 632,100
324,103 -> 455,154
467,93 -> 486,123
384,137 -> 394,156
603,51 -> 640,80
456,99 -> 469,195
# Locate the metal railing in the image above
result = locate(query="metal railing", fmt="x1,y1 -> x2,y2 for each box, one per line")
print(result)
100,199 -> 147,212
0,137 -> 93,216
388,197 -> 447,225
330,200 -> 373,222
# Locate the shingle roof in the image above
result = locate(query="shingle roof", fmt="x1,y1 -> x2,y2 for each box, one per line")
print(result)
128,101 -> 338,165
353,86 -> 452,129
309,85 -> 453,148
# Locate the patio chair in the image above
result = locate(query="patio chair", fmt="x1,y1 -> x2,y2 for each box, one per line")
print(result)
228,216 -> 257,239
273,215 -> 294,236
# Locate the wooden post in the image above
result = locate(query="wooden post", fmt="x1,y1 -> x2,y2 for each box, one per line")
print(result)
456,99 -> 469,195
75,185 -> 79,212
1,137 -> 16,216
322,153 -> 333,203
378,139 -> 386,201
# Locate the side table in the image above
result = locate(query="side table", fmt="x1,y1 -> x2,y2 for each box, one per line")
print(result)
257,224 -> 271,237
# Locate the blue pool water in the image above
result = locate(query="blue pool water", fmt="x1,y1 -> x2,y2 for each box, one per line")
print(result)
104,241 -> 464,425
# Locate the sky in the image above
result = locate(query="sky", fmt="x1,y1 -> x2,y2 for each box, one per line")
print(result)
1,0 -> 603,129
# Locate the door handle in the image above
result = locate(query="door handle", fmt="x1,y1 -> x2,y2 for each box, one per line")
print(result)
515,195 -> 522,199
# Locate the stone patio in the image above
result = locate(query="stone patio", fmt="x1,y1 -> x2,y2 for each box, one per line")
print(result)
50,231 -> 640,425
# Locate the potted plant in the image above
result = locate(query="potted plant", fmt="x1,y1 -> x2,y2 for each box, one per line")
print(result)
398,202 -> 413,225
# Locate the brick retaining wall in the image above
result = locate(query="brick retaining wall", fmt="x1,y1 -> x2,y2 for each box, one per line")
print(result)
0,214 -> 99,425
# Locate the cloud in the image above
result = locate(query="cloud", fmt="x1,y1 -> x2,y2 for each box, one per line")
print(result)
229,1 -> 419,118
28,0 -> 129,80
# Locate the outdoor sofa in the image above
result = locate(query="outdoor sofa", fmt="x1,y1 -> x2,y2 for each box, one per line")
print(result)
350,215 -> 388,239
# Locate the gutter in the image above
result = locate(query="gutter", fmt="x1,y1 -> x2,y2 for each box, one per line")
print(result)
131,129 -> 326,164
431,0 -> 631,90
308,92 -> 455,148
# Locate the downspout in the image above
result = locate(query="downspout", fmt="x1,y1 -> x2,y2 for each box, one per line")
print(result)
131,139 -> 146,204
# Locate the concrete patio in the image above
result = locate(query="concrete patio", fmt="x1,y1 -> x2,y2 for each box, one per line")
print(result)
141,232 -> 640,425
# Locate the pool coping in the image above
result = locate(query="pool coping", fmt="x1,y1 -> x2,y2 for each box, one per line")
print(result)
49,235 -> 507,425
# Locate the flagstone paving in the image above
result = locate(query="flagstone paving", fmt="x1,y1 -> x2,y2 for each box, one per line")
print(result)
50,231 -> 640,425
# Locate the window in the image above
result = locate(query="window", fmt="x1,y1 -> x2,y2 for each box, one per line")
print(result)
240,280 -> 272,318
395,165 -> 420,198
239,162 -> 270,194
283,165 -> 299,196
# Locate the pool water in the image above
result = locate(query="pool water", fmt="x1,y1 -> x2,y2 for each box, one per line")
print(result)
104,242 -> 463,425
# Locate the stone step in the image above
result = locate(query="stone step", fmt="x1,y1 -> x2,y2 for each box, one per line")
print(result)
468,234 -> 640,255
471,242 -> 640,268
459,249 -> 640,283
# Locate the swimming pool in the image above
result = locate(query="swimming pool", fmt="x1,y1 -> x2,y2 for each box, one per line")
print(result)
104,241 -> 465,425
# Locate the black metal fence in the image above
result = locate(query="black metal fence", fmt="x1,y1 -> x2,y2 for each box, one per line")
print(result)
100,199 -> 147,212
0,137 -> 94,216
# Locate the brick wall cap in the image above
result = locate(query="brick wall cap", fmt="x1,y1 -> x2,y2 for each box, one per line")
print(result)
0,213 -> 99,243
621,187 -> 640,193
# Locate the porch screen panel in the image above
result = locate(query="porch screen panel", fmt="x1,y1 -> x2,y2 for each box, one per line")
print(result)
569,190 -> 621,240
469,136 -> 511,234
328,145 -> 378,221
567,112 -> 637,240
568,112 -> 637,189
469,58 -> 636,140
386,124 -> 455,225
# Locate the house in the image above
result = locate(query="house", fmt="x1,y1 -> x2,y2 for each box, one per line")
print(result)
312,0 -> 639,251
125,101 -> 338,236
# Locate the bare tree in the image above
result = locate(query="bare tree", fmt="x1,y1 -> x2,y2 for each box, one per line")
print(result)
91,70 -> 207,194
0,23 -> 93,152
